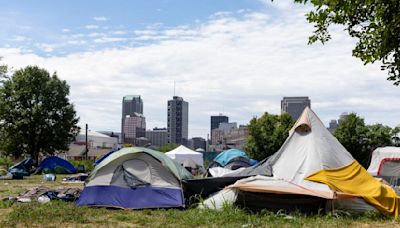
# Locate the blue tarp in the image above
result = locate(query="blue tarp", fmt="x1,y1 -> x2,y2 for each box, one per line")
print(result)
94,150 -> 115,166
213,149 -> 248,167
76,185 -> 184,209
8,158 -> 33,178
39,156 -> 77,174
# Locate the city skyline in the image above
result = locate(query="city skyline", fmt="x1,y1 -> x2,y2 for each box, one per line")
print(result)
1,0 -> 399,139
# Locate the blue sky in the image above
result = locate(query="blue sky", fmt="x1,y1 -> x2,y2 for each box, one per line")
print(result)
1,0 -> 266,56
1,0 -> 399,138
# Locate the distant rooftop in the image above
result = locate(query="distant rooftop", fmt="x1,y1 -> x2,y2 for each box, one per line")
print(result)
123,95 -> 141,101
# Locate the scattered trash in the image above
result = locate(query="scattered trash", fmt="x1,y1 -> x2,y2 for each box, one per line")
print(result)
43,174 -> 56,181
38,195 -> 51,204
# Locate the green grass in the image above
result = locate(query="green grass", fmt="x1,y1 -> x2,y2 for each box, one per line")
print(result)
0,175 -> 397,227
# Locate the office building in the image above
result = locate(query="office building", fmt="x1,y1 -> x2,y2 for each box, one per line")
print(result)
210,115 -> 229,138
338,112 -> 349,124
167,96 -> 188,145
123,112 -> 146,144
328,120 -> 338,134
121,95 -> 143,142
281,96 -> 311,120
190,137 -> 207,151
219,122 -> 237,134
146,127 -> 168,147
210,124 -> 249,152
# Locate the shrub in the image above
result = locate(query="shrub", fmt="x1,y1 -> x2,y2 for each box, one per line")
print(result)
69,160 -> 95,172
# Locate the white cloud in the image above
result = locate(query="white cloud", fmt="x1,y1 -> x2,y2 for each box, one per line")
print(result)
11,35 -> 29,42
85,25 -> 99,29
93,16 -> 109,21
110,30 -> 127,35
62,28 -> 70,33
35,43 -> 55,52
2,5 -> 399,138
93,37 -> 127,43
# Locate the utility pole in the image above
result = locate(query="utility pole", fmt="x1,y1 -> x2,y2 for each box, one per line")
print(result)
85,123 -> 88,160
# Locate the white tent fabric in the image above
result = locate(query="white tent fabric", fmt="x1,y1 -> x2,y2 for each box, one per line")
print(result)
165,145 -> 204,167
200,107 -> 373,211
367,147 -> 400,176
208,167 -> 246,177
269,107 -> 354,192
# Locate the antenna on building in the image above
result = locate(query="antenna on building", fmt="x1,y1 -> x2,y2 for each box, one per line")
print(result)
173,80 -> 176,96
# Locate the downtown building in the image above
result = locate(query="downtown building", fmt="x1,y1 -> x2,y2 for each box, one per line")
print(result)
210,123 -> 248,152
146,127 -> 168,147
121,95 -> 145,144
167,96 -> 188,145
123,112 -> 146,145
281,96 -> 311,120
210,114 -> 229,139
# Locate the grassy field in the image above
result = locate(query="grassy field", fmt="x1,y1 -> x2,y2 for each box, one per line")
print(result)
0,175 -> 398,227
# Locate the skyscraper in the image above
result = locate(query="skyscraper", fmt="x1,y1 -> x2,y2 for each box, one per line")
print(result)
121,95 -> 144,143
210,115 -> 229,138
281,96 -> 311,120
167,96 -> 188,145
123,112 -> 146,144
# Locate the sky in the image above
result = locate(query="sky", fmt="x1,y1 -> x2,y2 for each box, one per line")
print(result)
1,0 -> 399,138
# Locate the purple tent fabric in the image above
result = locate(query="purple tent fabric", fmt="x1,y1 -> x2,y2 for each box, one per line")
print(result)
76,185 -> 184,209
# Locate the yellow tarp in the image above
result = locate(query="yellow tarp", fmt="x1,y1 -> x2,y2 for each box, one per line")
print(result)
305,160 -> 400,218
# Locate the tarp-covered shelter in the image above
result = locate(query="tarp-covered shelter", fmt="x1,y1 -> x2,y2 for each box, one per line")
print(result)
367,147 -> 400,176
77,147 -> 193,209
39,156 -> 77,174
202,107 -> 400,217
165,145 -> 204,167
8,158 -> 34,178
213,149 -> 248,167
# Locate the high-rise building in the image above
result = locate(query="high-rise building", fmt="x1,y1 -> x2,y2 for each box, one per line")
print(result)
338,112 -> 349,124
146,127 -> 168,147
281,96 -> 311,120
121,95 -> 143,142
219,122 -> 237,134
328,120 -> 338,134
167,96 -> 188,145
190,137 -> 207,151
123,112 -> 146,144
210,115 -> 229,138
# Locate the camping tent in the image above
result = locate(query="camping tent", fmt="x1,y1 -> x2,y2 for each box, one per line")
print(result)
213,149 -> 248,167
39,156 -> 77,174
94,150 -> 116,166
8,158 -> 33,178
202,107 -> 399,217
165,145 -> 204,167
76,147 -> 193,209
367,147 -> 400,176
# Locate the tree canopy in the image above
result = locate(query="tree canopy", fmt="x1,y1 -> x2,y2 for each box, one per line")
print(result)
0,66 -> 80,165
334,113 -> 396,167
158,143 -> 180,153
294,0 -> 400,85
244,112 -> 294,161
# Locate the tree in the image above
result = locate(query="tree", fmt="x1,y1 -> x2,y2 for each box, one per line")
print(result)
158,143 -> 180,153
0,66 -> 80,165
0,57 -> 8,83
366,124 -> 394,148
294,0 -> 400,85
392,126 -> 400,146
244,112 -> 294,161
334,113 -> 395,168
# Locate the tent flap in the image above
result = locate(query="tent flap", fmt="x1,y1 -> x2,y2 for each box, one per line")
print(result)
306,160 -> 400,218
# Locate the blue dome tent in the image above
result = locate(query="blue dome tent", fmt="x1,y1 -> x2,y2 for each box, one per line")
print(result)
39,156 -> 77,174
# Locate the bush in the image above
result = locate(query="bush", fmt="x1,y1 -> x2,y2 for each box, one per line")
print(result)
0,156 -> 13,169
69,160 -> 95,172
